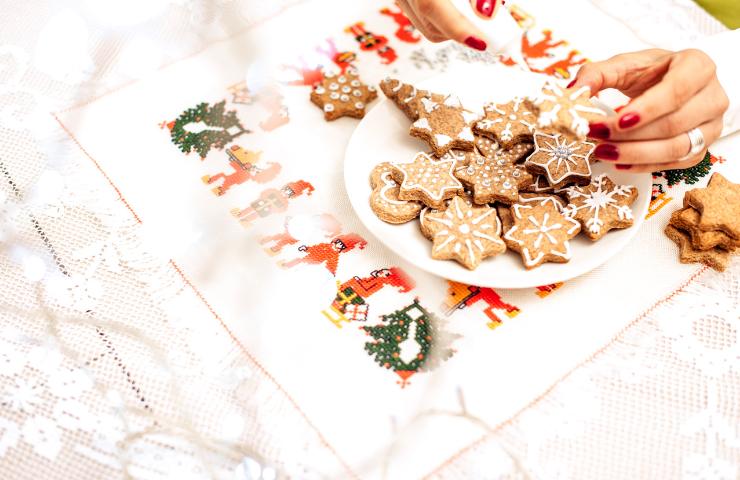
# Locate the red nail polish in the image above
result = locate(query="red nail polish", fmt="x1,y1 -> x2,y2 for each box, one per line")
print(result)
615,164 -> 632,170
566,79 -> 576,88
588,123 -> 610,140
464,36 -> 487,51
619,113 -> 640,129
594,143 -> 619,161
475,0 -> 495,17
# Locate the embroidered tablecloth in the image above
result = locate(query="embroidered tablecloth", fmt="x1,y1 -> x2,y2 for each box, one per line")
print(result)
1,1 -> 738,479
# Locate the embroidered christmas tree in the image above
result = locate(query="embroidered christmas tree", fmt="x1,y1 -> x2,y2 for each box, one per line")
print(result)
169,100 -> 248,158
362,299 -> 457,387
654,151 -> 712,186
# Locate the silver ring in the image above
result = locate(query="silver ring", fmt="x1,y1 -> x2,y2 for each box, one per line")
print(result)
679,127 -> 706,161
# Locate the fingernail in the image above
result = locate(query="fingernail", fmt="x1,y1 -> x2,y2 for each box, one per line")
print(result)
594,143 -> 619,161
475,0 -> 495,17
566,79 -> 576,88
588,123 -> 610,140
464,36 -> 487,51
618,113 -> 640,129
615,164 -> 632,170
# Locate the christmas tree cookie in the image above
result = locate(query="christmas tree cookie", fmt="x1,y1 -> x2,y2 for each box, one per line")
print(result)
410,95 -> 477,157
311,68 -> 377,121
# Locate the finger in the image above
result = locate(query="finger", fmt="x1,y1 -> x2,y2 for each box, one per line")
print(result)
591,118 -> 722,166
570,49 -> 670,95
613,49 -> 716,132
592,78 -> 729,142
420,0 -> 488,50
617,149 -> 708,174
399,0 -> 447,42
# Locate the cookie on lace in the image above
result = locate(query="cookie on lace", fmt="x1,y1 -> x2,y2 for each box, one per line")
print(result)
665,224 -> 731,272
563,174 -> 638,241
474,98 -> 536,148
311,68 -> 377,121
369,163 -> 422,224
528,83 -> 607,138
410,95 -> 477,157
683,173 -> 740,240
670,206 -> 740,251
454,150 -> 532,205
504,202 -> 581,269
380,78 -> 445,121
423,196 -> 506,270
525,131 -> 594,187
391,152 -> 464,209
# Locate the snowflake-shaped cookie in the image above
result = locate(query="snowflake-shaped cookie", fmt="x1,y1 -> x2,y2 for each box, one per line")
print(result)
525,131 -> 594,187
504,202 -> 581,269
310,68 -> 377,121
563,174 -> 638,241
424,196 -> 506,270
454,150 -> 532,204
474,98 -> 536,147
528,83 -> 607,138
391,152 -> 464,209
410,95 -> 477,157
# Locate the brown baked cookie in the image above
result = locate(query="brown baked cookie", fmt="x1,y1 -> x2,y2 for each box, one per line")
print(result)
521,174 -> 555,194
665,224 -> 731,272
525,131 -> 594,187
423,196 -> 506,270
454,150 -> 532,204
504,202 -> 581,269
311,68 -> 377,121
369,163 -> 422,224
506,142 -> 535,163
562,174 -> 638,241
474,98 -> 536,148
410,95 -> 477,156
496,204 -> 514,232
527,82 -> 607,138
474,135 -> 500,158
517,193 -> 567,211
683,172 -> 740,240
379,78 -> 445,121
391,152 -> 464,209
419,190 -> 475,239
670,206 -> 740,251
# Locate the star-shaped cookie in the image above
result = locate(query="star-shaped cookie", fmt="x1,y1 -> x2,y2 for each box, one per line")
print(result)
391,152 -> 464,209
563,174 -> 638,241
474,97 -> 536,148
410,95 -> 477,157
424,196 -> 506,270
665,224 -> 731,272
454,150 -> 532,204
311,68 -> 377,121
369,163 -> 422,224
670,206 -> 740,251
528,82 -> 607,138
380,78 -> 445,121
525,131 -> 594,187
504,202 -> 581,269
684,173 -> 740,240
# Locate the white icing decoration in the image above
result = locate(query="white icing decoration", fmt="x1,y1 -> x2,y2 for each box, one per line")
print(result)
505,204 -> 579,267
330,92 -> 339,100
324,104 -> 334,112
315,86 -> 326,94
342,86 -> 351,93
355,102 -> 365,109
562,174 -> 635,235
378,172 -> 409,206
435,134 -> 452,147
393,152 -> 462,201
413,117 -> 431,131
526,131 -> 595,185
329,83 -> 339,91
535,83 -> 605,136
351,80 -> 361,87
353,89 -> 362,97
459,127 -> 474,142
338,76 -> 347,83
340,94 -> 350,102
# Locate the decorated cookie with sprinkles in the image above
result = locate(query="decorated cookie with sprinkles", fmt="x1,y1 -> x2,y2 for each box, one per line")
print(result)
563,174 -> 637,241
474,135 -> 500,158
525,131 -> 595,187
380,78 -> 445,121
423,196 -> 506,270
474,98 -> 536,148
504,202 -> 581,269
391,152 -> 464,209
310,68 -> 377,121
454,150 -> 532,205
410,95 -> 477,157
527,82 -> 607,138
369,163 -> 422,224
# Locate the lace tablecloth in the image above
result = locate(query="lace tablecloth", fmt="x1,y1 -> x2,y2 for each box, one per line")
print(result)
1,1 -> 738,479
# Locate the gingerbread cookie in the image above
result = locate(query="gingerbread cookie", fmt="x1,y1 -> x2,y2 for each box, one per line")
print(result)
474,135 -> 500,158
563,174 -> 637,241
505,142 -> 535,163
423,196 -> 506,270
311,68 -> 377,121
528,82 -> 607,138
391,152 -> 464,209
410,95 -> 477,156
496,204 -> 514,232
454,151 -> 532,205
504,202 -> 581,269
369,163 -> 422,224
525,131 -> 594,187
665,224 -> 731,272
683,173 -> 740,240
518,193 -> 567,211
521,174 -> 556,194
474,98 -> 536,148
670,206 -> 740,251
380,78 -> 445,121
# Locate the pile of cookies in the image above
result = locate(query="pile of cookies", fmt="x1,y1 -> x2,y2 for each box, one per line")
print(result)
665,173 -> 740,272
368,78 -> 639,270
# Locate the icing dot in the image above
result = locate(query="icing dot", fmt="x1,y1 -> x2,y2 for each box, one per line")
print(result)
324,104 -> 335,112
355,102 -> 365,109
338,76 -> 347,83
476,158 -> 485,165
353,89 -> 362,97
503,181 -> 512,189
330,92 -> 339,100
509,114 -> 517,120
459,224 -> 470,234
368,86 -> 376,92
513,170 -> 521,178
482,179 -> 491,187
351,80 -> 361,87
329,83 -> 339,91
466,166 -> 475,175
325,72 -> 336,78
342,86 -> 351,93
315,86 -> 326,94
340,94 -> 350,102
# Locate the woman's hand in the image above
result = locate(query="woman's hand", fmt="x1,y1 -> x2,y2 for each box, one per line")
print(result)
571,48 -> 729,172
396,0 -> 502,50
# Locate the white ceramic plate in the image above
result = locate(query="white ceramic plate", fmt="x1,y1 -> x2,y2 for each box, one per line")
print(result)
344,63 -> 651,289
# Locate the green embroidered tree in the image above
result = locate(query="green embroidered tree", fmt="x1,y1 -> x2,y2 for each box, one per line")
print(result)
169,100 -> 248,158
654,151 -> 712,186
362,299 -> 458,387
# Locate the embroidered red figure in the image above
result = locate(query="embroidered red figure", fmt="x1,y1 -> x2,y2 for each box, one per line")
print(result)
442,281 -> 520,329
345,22 -> 398,65
535,282 -> 564,298
201,146 -> 281,196
380,6 -> 421,43
281,57 -> 324,87
522,30 -> 566,59
230,180 -> 314,226
540,50 -> 586,79
280,232 -> 368,275
259,214 -> 341,255
315,38 -> 357,73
